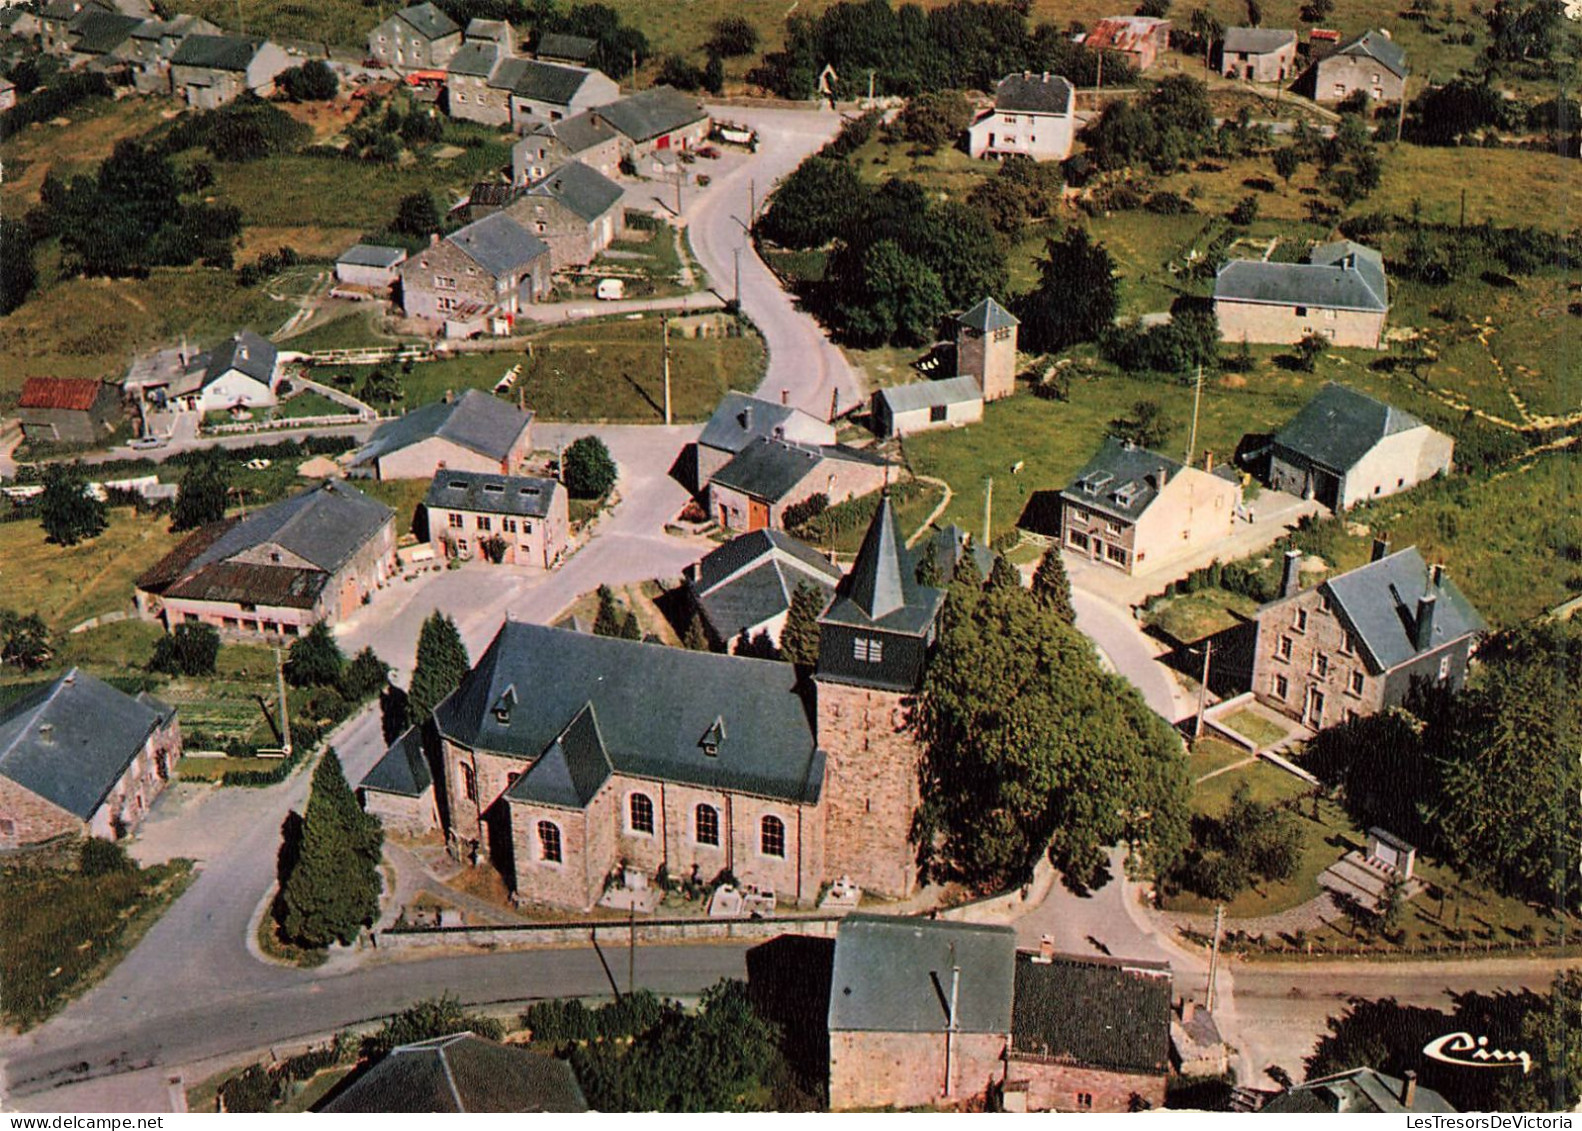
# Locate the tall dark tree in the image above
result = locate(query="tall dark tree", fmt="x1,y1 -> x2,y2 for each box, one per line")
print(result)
285,621 -> 346,687
406,611 -> 470,728
1272,145 -> 1301,185
780,581 -> 824,666
171,451 -> 230,531
682,609 -> 711,651
0,219 -> 37,315
1016,228 -> 1119,353
1031,547 -> 1075,623
914,539 -> 943,587
38,463 -> 107,546
986,554 -> 1022,591
339,646 -> 391,701
619,610 -> 643,640
392,191 -> 441,237
275,748 -> 382,948
593,585 -> 624,637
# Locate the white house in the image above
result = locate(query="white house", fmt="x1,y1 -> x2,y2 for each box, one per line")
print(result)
967,72 -> 1078,162
192,330 -> 281,413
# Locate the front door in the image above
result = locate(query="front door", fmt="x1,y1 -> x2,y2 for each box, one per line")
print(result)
1305,687 -> 1326,727
748,499 -> 770,531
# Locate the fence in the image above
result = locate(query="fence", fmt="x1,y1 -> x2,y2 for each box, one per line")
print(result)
1177,924 -> 1577,963
292,345 -> 435,366
204,413 -> 368,436
380,913 -> 843,951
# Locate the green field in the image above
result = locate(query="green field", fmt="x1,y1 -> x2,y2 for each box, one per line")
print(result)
0,511 -> 182,631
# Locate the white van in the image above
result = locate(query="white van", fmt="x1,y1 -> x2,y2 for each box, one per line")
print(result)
596,278 -> 625,301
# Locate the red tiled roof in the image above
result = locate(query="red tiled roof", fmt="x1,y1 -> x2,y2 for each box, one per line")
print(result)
18,377 -> 105,412
1087,15 -> 1169,51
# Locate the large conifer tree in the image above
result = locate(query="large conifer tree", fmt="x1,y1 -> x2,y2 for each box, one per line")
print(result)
277,748 -> 382,947
779,582 -> 824,667
405,611 -> 470,728
1031,547 -> 1076,623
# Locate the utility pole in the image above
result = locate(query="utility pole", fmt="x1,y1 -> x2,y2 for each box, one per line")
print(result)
982,477 -> 993,546
1194,637 -> 1213,740
1096,50 -> 1103,91
748,178 -> 756,225
661,317 -> 672,425
867,70 -> 875,105
274,646 -> 292,757
828,388 -> 839,424
1186,362 -> 1204,465
1459,186 -> 1467,230
1206,903 -> 1225,1011
674,169 -> 683,216
944,943 -> 960,1101
628,904 -> 636,995
631,49 -> 638,92
733,245 -> 742,306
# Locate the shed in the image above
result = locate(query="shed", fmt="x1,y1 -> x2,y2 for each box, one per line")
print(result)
335,243 -> 409,289
872,376 -> 984,437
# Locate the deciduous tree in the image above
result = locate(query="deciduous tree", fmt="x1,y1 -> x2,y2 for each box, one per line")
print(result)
171,451 -> 230,531
38,463 -> 107,546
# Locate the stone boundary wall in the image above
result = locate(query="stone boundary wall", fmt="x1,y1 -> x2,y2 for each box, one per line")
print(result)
380,913 -> 842,951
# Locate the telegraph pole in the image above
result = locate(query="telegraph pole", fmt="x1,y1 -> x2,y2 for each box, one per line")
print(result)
273,646 -> 292,757
1194,638 -> 1213,740
661,317 -> 672,425
748,178 -> 756,225
1206,904 -> 1225,1011
734,245 -> 742,306
982,477 -> 993,546
1186,362 -> 1203,466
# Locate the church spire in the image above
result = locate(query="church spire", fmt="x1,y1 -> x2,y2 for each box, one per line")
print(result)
846,493 -> 906,622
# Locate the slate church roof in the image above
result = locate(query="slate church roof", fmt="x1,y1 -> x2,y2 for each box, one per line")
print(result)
820,493 -> 945,637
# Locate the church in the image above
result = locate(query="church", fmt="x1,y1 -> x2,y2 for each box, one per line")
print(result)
363,496 -> 946,909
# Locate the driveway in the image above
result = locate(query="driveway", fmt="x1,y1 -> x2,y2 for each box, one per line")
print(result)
1071,588 -> 1188,723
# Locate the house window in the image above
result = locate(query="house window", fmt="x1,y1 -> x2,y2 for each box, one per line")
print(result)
538,820 -> 562,863
1295,306 -> 1308,317
1348,670 -> 1364,696
436,296 -> 458,312
1338,632 -> 1354,656
760,815 -> 785,858
461,763 -> 477,802
1274,674 -> 1289,700
476,516 -> 492,532
993,326 -> 1013,342
1277,635 -> 1293,661
1077,1093 -> 1094,1111
1313,652 -> 1330,678
1105,543 -> 1129,566
449,512 -> 465,529
435,275 -> 457,290
1067,529 -> 1089,551
1438,654 -> 1452,681
502,518 -> 518,533
854,637 -> 884,663
0,818 -> 13,839
628,792 -> 654,835
1105,521 -> 1123,537
929,404 -> 948,423
695,804 -> 720,847
1294,608 -> 1308,632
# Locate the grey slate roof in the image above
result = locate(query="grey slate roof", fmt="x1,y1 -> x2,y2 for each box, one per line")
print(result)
0,669 -> 173,821
1222,26 -> 1297,53
876,375 -> 984,416
821,494 -> 945,635
1330,29 -> 1408,77
1011,951 -> 1173,1074
699,392 -> 801,454
322,1033 -> 587,1113
465,17 -> 511,43
506,702 -> 611,808
424,469 -> 559,519
1061,436 -> 1186,523
956,295 -> 1020,332
1272,382 -> 1426,473
526,160 -> 622,221
71,10 -> 139,53
511,58 -> 596,105
203,329 -> 277,388
992,71 -> 1075,114
446,39 -> 499,76
337,243 -> 408,268
1263,1068 -> 1454,1114
447,211 -> 549,277
1214,239 -> 1387,313
596,85 -> 707,143
353,388 -> 533,468
535,31 -> 597,63
688,529 -> 841,644
394,2 -> 460,42
170,33 -> 265,71
360,728 -> 432,797
528,109 -> 620,154
710,437 -> 823,502
435,621 -> 824,805
487,55 -> 529,91
828,915 -> 1018,1034
1311,546 -> 1486,673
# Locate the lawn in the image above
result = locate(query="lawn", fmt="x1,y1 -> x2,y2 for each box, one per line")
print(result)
0,510 -> 182,631
272,391 -> 347,420
277,304 -> 419,353
1188,735 -> 1253,780
0,94 -> 173,207
0,857 -> 194,1029
315,316 -> 765,422
565,221 -> 691,299
1144,589 -> 1259,646
1221,707 -> 1295,749
360,477 -> 432,539
562,580 -> 683,643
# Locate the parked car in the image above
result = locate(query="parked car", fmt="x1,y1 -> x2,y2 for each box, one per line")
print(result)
696,145 -> 721,159
129,436 -> 168,451
596,278 -> 626,301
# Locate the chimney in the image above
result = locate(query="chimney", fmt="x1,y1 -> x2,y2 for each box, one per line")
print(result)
740,404 -> 753,431
1430,563 -> 1445,588
1157,464 -> 1170,487
781,388 -> 790,406
429,231 -> 441,246
1180,996 -> 1197,1023
1371,533 -> 1392,562
1203,450 -> 1215,474
1036,934 -> 1055,963
38,723 -> 54,742
444,389 -> 454,404
1414,593 -> 1437,651
1281,548 -> 1302,598
1401,1070 -> 1418,1108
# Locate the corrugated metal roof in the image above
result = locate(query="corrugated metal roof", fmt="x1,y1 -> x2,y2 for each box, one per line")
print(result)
876,375 -> 984,416
828,915 -> 1017,1033
1086,15 -> 1170,52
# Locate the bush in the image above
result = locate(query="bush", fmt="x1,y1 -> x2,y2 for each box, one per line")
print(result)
148,622 -> 221,677
1228,194 -> 1260,225
562,435 -> 618,499
707,16 -> 760,56
781,493 -> 829,531
79,838 -> 135,878
278,60 -> 338,102
364,995 -> 505,1061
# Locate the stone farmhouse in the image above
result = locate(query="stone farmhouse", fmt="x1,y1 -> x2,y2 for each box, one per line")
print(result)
1263,383 -> 1453,510
134,480 -> 396,639
114,13 -> 222,94
16,377 -> 122,445
508,59 -> 619,127
684,528 -> 843,651
63,9 -> 141,69
350,388 -> 535,480
444,37 -> 517,126
955,297 -> 1019,401
367,2 -> 461,70
506,160 -> 625,270
595,85 -> 711,162
0,669 -> 180,849
1060,438 -> 1240,576
872,376 -> 984,438
1214,240 -> 1389,349
1307,29 -> 1408,103
1250,541 -> 1485,730
321,1033 -> 588,1113
362,496 -> 945,909
756,918 -> 1173,1112
168,34 -> 292,109
424,469 -> 569,568
1085,15 -> 1171,71
691,392 -> 837,493
40,0 -> 152,55
966,72 -> 1077,162
511,112 -> 623,184
708,437 -> 890,533
1220,27 -> 1298,82
399,213 -> 552,332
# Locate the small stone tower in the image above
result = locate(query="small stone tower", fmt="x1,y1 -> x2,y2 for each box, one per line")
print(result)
955,297 -> 1020,402
815,495 -> 945,899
